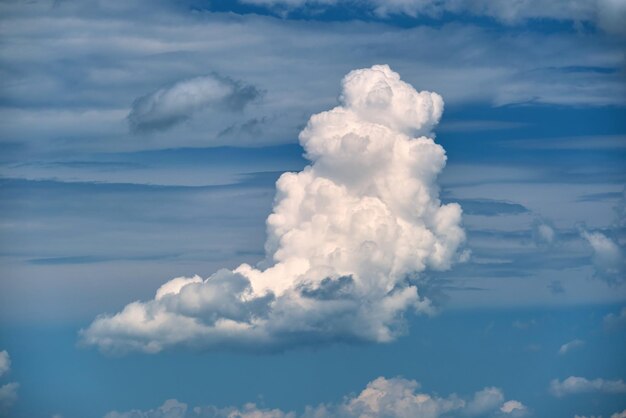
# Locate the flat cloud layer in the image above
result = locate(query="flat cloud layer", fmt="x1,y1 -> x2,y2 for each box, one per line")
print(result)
241,0 -> 626,36
104,376 -> 526,418
81,65 -> 466,353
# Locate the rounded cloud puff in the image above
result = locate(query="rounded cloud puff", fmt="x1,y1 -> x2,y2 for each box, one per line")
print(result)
81,65 -> 465,354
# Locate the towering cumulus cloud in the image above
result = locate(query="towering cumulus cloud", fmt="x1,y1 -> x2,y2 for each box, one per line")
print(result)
81,65 -> 465,353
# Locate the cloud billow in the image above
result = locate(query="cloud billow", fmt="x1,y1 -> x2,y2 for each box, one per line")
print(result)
81,65 -> 466,354
127,74 -> 261,133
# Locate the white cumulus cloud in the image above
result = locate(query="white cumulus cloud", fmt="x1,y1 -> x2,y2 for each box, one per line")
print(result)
81,65 -> 465,354
500,400 -> 527,415
104,376 -> 524,418
550,376 -> 626,397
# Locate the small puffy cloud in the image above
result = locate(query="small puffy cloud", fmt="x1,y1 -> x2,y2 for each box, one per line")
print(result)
0,352 -> 9,378
0,382 -> 19,416
81,65 -> 466,354
500,400 -> 527,415
550,376 -> 626,397
104,376 -> 524,418
558,339 -> 585,355
581,230 -> 625,285
604,307 -> 626,330
128,74 -> 261,133
464,387 -> 504,416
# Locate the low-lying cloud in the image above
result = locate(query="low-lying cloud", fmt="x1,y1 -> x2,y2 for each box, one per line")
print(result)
104,376 -> 526,418
81,65 -> 466,354
550,376 -> 626,397
128,74 -> 261,133
0,350 -> 18,416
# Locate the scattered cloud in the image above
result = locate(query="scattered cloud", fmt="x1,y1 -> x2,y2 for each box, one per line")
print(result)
104,376 -> 525,418
558,339 -> 585,355
0,350 -> 18,416
0,352 -> 9,378
0,383 -> 18,417
581,230 -> 625,285
550,376 -> 626,397
464,386 -> 504,416
81,65 -> 466,354
128,74 -> 261,133
612,409 -> 626,418
500,400 -> 527,415
604,307 -> 626,330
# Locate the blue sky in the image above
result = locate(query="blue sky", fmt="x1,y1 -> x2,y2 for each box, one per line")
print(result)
0,1 -> 625,417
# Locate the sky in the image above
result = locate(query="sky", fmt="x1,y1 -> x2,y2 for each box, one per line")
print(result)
0,0 -> 625,417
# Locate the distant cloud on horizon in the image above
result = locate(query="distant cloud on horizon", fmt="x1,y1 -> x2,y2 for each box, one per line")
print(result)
104,375 -> 527,418
550,376 -> 626,397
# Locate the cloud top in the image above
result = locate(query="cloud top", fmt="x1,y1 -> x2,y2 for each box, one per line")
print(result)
128,74 -> 260,133
82,64 -> 465,354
